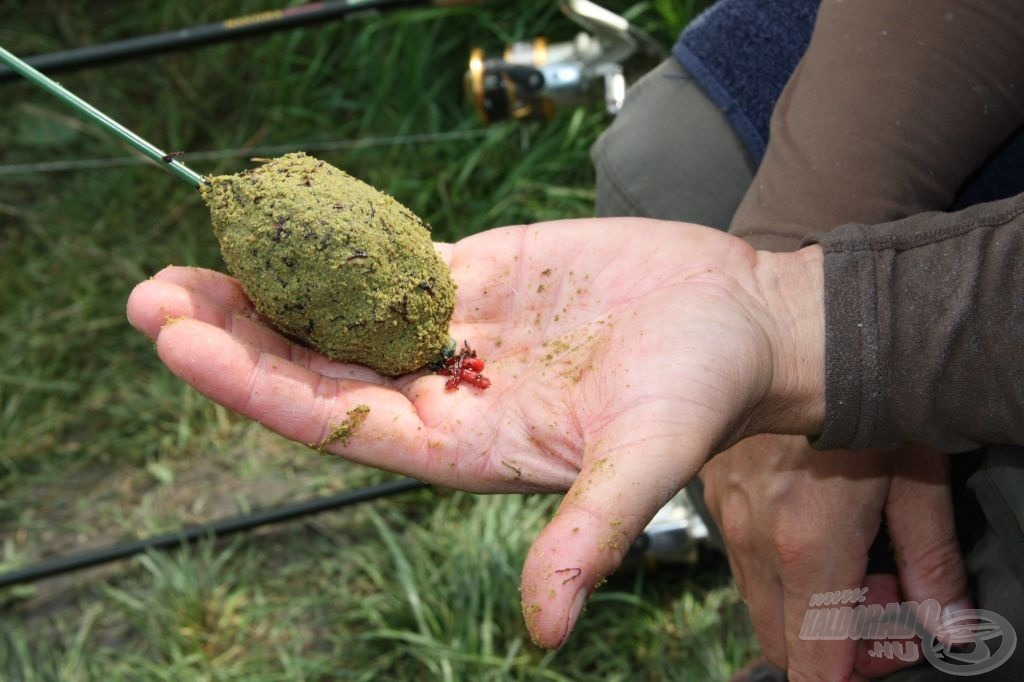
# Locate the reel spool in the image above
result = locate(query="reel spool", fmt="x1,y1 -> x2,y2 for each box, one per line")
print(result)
465,0 -> 662,123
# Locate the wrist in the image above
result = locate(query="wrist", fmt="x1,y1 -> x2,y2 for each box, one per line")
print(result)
752,245 -> 826,436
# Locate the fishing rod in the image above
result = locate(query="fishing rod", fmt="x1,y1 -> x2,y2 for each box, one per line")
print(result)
0,479 -> 427,589
0,0 -> 663,124
0,0 -> 481,84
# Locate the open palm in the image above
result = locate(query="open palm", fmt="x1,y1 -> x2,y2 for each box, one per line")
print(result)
128,217 -> 798,648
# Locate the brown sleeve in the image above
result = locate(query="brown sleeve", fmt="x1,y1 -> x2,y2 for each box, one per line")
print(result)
806,192 -> 1024,452
729,0 -> 1024,252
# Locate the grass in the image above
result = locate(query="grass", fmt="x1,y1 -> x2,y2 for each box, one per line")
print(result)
0,0 -> 756,679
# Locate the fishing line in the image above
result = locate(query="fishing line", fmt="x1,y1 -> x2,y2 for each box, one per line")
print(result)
0,128 -> 493,176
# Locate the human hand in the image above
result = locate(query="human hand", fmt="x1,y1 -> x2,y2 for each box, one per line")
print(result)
701,435 -> 969,681
126,218 -> 824,648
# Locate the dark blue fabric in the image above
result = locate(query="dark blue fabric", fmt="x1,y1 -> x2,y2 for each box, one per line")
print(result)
672,0 -> 819,164
951,126 -> 1024,209
672,0 -> 1024,206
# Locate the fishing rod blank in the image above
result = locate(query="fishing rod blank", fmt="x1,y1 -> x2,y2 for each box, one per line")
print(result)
0,0 -> 476,84
0,478 -> 426,589
0,46 -> 206,187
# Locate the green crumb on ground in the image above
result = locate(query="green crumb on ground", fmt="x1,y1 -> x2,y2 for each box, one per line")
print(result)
201,152 -> 455,376
312,404 -> 370,451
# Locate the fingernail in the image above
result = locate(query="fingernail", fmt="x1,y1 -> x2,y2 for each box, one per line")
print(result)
942,597 -> 974,616
940,598 -> 975,645
563,588 -> 588,643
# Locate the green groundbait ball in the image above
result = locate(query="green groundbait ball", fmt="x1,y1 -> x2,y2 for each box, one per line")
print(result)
201,152 -> 455,377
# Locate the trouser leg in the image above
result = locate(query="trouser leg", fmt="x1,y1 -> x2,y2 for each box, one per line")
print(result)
590,57 -> 754,227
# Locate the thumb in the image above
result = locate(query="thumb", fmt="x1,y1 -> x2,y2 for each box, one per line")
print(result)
519,440 -> 696,649
886,445 -> 971,632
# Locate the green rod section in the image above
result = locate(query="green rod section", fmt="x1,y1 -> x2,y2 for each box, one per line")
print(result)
0,45 -> 205,187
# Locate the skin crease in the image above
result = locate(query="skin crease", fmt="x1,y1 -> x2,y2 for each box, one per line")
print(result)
126,218 -> 824,650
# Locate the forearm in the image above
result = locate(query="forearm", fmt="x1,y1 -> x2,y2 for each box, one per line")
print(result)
731,0 -> 1024,250
766,193 -> 1024,452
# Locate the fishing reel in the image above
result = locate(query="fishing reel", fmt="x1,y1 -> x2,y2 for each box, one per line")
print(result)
465,0 -> 663,123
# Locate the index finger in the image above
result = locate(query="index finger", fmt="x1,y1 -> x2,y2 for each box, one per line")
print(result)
155,317 -> 438,479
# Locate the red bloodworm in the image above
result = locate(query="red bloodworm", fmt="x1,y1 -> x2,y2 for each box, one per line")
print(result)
437,341 -> 490,390
462,357 -> 485,372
